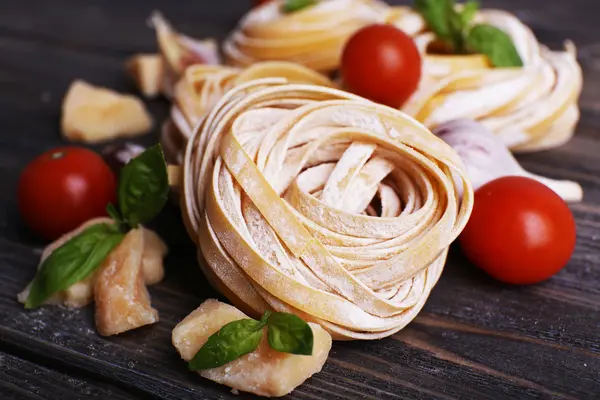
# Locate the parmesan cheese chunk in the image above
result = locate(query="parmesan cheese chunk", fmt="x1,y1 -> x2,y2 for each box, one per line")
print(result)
95,229 -> 159,336
126,54 -> 164,98
17,219 -> 167,310
172,299 -> 332,397
61,80 -> 152,143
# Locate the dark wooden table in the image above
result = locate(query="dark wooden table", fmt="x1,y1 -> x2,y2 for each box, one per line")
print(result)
1,1 -> 599,399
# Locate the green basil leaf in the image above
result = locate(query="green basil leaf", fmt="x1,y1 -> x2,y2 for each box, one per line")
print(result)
466,24 -> 524,67
25,223 -> 125,309
106,203 -> 127,232
188,318 -> 265,371
282,0 -> 316,13
118,144 -> 169,229
106,203 -> 121,221
267,312 -> 313,356
459,0 -> 479,27
258,310 -> 271,329
414,0 -> 456,41
447,7 -> 466,53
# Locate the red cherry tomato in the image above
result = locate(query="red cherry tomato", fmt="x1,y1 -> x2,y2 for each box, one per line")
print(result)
18,147 -> 117,241
459,176 -> 576,285
253,0 -> 272,6
341,24 -> 422,108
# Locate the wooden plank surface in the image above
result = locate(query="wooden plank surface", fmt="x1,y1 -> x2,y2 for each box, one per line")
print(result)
0,1 -> 599,399
0,350 -> 137,400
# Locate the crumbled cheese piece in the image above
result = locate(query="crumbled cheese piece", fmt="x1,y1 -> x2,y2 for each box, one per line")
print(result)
95,229 -> 159,336
172,300 -> 332,397
61,80 -> 152,143
17,218 -> 168,311
126,54 -> 164,98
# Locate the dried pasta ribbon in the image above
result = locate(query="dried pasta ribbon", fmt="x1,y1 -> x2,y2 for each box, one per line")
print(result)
224,1 -> 582,152
180,80 -> 473,340
391,7 -> 583,152
223,0 -> 391,72
162,62 -> 334,164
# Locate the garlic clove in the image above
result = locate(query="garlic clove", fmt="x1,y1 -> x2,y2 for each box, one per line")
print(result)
522,172 -> 583,203
433,119 -> 583,202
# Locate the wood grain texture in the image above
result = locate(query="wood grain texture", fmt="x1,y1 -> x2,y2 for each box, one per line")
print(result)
0,351 -> 136,400
0,0 -> 599,399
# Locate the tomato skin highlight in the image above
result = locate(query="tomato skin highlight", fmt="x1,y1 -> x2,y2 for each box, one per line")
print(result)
341,24 -> 422,108
18,147 -> 117,241
459,176 -> 576,285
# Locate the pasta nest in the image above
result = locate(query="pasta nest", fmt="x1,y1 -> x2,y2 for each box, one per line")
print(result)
179,79 -> 473,340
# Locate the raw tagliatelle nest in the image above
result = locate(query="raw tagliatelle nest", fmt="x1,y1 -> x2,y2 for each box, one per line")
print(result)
177,79 -> 473,340
223,0 -> 392,72
223,0 -> 583,152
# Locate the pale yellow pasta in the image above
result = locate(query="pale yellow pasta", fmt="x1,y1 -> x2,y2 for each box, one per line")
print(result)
162,62 -> 334,164
223,0 -> 391,72
179,79 -> 473,340
391,7 -> 583,152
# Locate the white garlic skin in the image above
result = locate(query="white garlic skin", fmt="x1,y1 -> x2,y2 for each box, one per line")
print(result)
433,119 -> 582,202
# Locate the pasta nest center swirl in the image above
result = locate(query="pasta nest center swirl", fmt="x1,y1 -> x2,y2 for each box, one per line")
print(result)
181,80 -> 473,340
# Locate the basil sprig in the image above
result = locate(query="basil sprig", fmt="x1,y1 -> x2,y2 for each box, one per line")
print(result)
188,311 -> 314,371
25,223 -> 124,308
466,24 -> 524,67
117,144 -> 169,229
282,0 -> 316,13
415,0 -> 469,52
267,312 -> 313,355
189,312 -> 271,370
25,144 -> 169,309
414,0 -> 523,67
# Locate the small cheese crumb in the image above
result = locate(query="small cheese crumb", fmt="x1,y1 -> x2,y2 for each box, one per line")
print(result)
126,54 -> 164,98
61,80 -> 153,143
